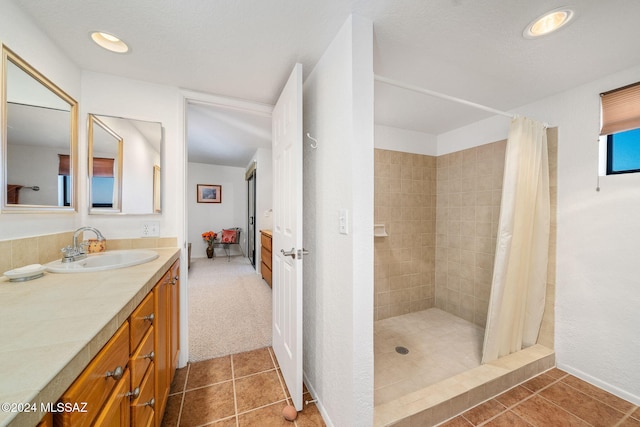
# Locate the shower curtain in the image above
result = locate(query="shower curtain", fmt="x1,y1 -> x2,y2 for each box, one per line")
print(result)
481,116 -> 550,364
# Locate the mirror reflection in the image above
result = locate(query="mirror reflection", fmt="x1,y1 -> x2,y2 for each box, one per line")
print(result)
88,114 -> 162,214
2,46 -> 77,211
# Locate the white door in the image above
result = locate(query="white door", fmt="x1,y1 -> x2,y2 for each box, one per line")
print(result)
272,63 -> 304,411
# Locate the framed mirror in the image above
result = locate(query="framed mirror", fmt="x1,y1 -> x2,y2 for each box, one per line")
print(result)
1,45 -> 78,212
88,114 -> 162,215
88,114 -> 123,212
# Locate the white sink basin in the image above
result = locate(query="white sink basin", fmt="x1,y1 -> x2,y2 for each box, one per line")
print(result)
45,249 -> 159,273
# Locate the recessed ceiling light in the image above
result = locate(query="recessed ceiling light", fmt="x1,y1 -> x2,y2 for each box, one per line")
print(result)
524,8 -> 574,38
90,31 -> 129,53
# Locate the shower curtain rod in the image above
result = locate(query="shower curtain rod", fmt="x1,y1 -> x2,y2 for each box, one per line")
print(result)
374,74 -> 515,119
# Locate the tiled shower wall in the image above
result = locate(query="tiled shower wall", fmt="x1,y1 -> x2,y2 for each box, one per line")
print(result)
434,140 -> 507,327
375,131 -> 557,341
374,149 -> 436,321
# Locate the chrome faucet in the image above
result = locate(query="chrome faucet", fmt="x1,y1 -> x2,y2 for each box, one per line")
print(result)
61,227 -> 106,262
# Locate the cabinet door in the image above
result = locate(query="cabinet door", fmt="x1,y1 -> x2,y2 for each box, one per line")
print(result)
169,260 -> 180,377
56,321 -> 130,427
131,362 -> 155,427
93,368 -> 131,427
153,272 -> 169,427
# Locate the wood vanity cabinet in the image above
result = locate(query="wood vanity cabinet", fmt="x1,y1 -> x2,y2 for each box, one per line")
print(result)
53,259 -> 180,427
54,321 -> 130,427
260,230 -> 272,288
154,259 -> 180,427
93,368 -> 131,426
129,292 -> 156,427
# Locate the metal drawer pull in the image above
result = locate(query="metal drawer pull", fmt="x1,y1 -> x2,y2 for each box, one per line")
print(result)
170,275 -> 179,285
105,366 -> 124,381
140,398 -> 155,409
126,387 -> 140,399
143,313 -> 154,323
142,351 -> 155,361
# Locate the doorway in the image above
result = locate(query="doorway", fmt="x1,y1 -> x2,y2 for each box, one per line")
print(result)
183,94 -> 273,362
247,166 -> 257,267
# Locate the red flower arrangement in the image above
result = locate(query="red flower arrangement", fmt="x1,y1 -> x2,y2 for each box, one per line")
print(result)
201,231 -> 217,244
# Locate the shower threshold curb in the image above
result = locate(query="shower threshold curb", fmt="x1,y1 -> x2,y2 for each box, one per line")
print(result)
374,344 -> 555,427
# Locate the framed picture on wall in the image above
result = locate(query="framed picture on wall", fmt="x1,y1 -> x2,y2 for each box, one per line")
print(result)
197,184 -> 222,203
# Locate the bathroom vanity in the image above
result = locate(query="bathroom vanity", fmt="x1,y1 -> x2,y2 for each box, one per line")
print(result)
0,247 -> 180,427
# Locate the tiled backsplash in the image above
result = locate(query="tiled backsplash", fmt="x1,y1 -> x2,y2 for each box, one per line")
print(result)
0,232 -> 178,274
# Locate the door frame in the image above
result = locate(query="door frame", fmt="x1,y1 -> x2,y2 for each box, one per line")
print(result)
180,90 -> 274,365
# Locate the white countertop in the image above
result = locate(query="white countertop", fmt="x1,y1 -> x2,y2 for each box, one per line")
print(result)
0,247 -> 180,427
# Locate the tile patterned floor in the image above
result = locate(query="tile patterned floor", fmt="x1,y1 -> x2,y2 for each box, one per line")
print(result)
439,368 -> 640,426
375,308 -> 485,405
161,347 -> 325,426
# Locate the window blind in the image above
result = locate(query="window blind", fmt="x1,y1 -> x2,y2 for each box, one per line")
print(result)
600,81 -> 640,135
92,157 -> 115,178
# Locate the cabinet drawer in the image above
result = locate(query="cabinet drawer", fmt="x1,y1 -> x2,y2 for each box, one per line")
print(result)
56,321 -> 130,427
92,368 -> 131,427
261,232 -> 272,252
131,326 -> 154,388
261,246 -> 272,270
130,292 -> 154,351
261,261 -> 272,287
132,361 -> 155,427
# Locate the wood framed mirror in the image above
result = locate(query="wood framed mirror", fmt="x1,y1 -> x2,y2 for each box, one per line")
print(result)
88,114 -> 123,212
87,114 -> 162,215
1,45 -> 78,212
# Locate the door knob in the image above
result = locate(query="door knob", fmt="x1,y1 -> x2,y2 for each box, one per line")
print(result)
281,248 -> 296,258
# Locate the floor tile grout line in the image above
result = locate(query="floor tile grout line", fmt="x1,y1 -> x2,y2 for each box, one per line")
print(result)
182,377 -> 235,394
462,371 -> 564,427
549,375 -> 632,424
180,365 -> 278,394
176,363 -> 190,427
559,376 -> 636,416
612,404 -> 640,427
472,369 -> 634,427
235,397 -> 290,417
230,353 -> 239,427
535,393 -> 598,426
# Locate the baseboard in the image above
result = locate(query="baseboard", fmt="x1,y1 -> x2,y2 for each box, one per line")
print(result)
303,371 -> 335,427
556,363 -> 640,406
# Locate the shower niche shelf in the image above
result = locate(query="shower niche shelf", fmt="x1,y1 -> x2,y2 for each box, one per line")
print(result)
374,224 -> 388,237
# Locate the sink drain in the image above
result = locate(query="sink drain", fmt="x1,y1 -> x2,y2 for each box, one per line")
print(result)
395,346 -> 409,355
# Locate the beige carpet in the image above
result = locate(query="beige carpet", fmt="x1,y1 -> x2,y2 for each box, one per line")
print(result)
188,255 -> 272,362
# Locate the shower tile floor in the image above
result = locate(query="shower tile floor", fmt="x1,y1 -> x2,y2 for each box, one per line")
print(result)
374,308 -> 485,406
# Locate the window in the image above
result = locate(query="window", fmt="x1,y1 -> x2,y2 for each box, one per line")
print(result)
607,128 -> 640,174
601,81 -> 640,175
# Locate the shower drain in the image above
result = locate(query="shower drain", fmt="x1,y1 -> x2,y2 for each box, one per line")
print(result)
395,346 -> 409,355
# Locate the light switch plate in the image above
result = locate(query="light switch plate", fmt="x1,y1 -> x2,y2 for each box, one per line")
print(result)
339,208 -> 349,235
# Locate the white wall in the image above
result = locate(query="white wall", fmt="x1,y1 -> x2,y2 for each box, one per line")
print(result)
437,65 -> 640,405
187,162 -> 247,258
80,71 -> 182,239
97,117 -> 160,214
0,1 -> 80,238
303,14 -> 374,427
7,144 -> 60,205
374,124 -> 438,156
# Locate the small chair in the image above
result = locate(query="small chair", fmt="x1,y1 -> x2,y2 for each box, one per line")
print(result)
219,228 -> 241,261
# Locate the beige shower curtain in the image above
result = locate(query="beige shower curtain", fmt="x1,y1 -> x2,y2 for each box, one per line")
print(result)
481,116 -> 550,364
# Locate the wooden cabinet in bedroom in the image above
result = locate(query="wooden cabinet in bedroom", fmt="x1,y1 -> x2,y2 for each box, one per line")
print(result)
260,230 -> 272,288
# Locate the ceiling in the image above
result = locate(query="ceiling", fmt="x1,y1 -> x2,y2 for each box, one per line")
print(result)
13,0 -> 640,166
